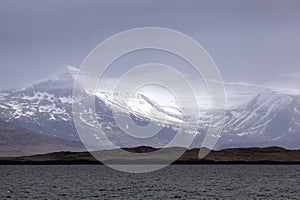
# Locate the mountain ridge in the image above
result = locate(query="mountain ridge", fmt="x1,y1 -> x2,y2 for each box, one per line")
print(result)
0,66 -> 300,149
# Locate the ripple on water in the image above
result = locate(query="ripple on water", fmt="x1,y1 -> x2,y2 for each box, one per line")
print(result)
0,165 -> 300,199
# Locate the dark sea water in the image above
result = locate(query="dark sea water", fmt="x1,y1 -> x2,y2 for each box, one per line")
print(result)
1,165 -> 300,199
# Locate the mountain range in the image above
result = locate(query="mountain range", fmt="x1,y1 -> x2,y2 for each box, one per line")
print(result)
0,66 -> 300,150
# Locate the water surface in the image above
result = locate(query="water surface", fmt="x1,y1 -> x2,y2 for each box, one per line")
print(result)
1,165 -> 299,199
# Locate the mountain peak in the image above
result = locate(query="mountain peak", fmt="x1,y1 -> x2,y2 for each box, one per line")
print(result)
47,65 -> 79,82
63,65 -> 79,73
28,65 -> 79,90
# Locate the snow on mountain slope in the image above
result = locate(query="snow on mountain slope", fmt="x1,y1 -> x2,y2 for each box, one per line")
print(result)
96,88 -> 185,125
0,66 -> 185,146
1,66 -> 300,149
0,66 -> 78,139
217,91 -> 300,149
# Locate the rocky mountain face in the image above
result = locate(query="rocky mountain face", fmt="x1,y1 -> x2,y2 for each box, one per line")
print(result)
217,92 -> 300,149
0,66 -> 78,140
0,66 -> 300,150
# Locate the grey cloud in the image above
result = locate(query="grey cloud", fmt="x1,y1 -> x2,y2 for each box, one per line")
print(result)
0,0 -> 299,89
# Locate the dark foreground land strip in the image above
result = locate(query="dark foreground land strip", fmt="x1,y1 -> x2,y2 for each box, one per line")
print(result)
1,146 -> 300,165
1,160 -> 300,165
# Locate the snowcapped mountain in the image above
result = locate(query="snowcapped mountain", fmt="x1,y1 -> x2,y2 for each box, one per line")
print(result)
0,66 -> 77,139
0,66 -> 182,148
218,91 -> 300,149
0,66 -> 300,149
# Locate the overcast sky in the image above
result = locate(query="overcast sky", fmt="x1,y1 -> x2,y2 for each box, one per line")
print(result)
0,0 -> 299,90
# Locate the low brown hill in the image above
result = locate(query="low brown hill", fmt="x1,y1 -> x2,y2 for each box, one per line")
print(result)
0,120 -> 84,156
